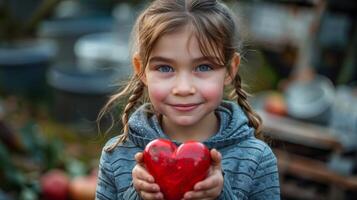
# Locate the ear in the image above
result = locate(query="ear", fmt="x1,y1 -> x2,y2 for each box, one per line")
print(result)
224,52 -> 240,85
132,53 -> 147,85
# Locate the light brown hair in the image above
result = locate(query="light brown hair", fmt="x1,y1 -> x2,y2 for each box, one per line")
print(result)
98,0 -> 263,152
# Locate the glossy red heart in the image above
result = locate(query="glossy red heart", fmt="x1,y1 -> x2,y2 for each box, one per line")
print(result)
143,139 -> 211,200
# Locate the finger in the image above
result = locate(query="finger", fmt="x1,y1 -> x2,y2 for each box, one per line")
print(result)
185,198 -> 211,200
193,174 -> 221,191
132,165 -> 155,183
183,195 -> 211,200
135,152 -> 144,164
183,188 -> 217,199
133,179 -> 160,192
187,198 -> 211,200
210,149 -> 222,167
193,170 -> 223,191
140,191 -> 164,200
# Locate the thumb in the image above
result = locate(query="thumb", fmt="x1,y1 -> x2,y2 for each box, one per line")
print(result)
135,152 -> 144,164
210,149 -> 222,168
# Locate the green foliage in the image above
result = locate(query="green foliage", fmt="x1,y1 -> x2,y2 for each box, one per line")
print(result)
0,120 -> 65,194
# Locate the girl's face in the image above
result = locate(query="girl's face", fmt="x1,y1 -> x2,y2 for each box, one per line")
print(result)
140,27 -> 235,127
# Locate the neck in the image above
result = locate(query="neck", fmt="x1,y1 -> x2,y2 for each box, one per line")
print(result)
161,112 -> 219,143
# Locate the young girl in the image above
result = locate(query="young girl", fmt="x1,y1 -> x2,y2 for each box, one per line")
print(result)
96,0 -> 280,199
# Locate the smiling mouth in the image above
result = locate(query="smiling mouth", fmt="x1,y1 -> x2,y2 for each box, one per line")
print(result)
170,103 -> 201,112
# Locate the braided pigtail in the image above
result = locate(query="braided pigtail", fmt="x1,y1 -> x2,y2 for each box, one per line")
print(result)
230,74 -> 264,140
98,79 -> 145,152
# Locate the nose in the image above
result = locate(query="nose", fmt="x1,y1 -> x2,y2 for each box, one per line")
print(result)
172,72 -> 196,96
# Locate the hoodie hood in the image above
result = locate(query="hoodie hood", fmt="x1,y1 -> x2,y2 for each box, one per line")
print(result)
127,101 -> 255,149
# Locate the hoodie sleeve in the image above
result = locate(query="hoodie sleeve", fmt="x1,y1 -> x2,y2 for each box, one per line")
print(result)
121,183 -> 142,200
217,146 -> 280,200
96,150 -> 117,200
217,171 -> 241,200
96,145 -> 143,200
248,146 -> 280,200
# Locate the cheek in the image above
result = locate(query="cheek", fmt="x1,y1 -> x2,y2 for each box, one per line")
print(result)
200,82 -> 224,101
198,70 -> 226,101
147,82 -> 170,102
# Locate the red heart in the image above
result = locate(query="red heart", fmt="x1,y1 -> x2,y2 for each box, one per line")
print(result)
143,139 -> 211,200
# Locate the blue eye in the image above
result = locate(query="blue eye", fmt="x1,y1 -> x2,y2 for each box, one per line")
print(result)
157,65 -> 174,72
196,64 -> 213,72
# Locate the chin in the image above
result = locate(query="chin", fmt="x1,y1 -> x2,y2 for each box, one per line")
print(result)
171,116 -> 199,126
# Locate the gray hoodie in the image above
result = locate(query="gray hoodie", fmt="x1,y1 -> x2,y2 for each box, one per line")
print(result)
96,101 -> 280,200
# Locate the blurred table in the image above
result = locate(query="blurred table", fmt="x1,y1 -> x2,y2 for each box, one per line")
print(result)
258,110 -> 357,199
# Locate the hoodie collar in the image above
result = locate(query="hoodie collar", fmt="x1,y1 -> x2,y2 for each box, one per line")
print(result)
128,101 -> 255,149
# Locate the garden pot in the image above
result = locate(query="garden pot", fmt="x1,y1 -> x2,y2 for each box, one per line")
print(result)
112,3 -> 143,41
0,39 -> 57,96
46,63 -> 118,130
37,17 -> 114,65
285,75 -> 335,125
74,32 -> 131,79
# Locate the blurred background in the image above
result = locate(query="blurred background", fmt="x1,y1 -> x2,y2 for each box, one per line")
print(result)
0,0 -> 356,199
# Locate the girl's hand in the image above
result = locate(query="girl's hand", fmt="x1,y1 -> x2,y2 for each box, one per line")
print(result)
132,152 -> 164,200
182,149 -> 223,200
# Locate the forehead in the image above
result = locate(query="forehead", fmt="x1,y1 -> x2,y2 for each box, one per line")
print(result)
150,26 -> 217,60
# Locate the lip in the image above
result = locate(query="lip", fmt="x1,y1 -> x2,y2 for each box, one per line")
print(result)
170,103 -> 201,112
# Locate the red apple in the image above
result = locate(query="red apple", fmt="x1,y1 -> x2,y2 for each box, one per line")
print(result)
40,169 -> 69,200
69,175 -> 97,200
264,93 -> 287,116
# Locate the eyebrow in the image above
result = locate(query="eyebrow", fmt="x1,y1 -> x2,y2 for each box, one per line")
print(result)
148,56 -> 220,64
